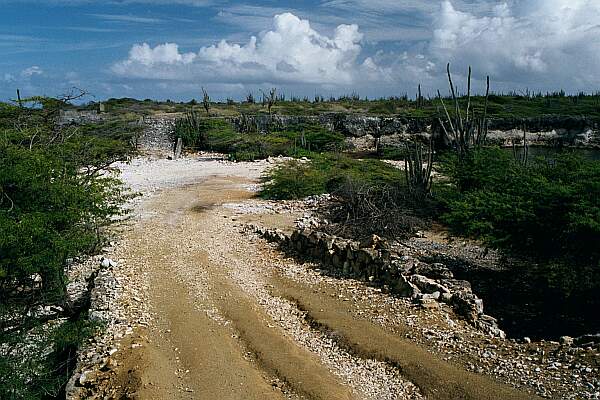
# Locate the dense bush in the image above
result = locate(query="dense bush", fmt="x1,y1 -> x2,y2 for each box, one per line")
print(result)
277,122 -> 346,153
0,145 -> 127,299
259,159 -> 328,199
439,148 -> 600,295
0,100 -> 134,398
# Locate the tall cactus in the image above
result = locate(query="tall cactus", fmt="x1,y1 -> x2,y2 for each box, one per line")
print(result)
438,64 -> 490,158
416,84 -> 423,109
201,87 -> 211,116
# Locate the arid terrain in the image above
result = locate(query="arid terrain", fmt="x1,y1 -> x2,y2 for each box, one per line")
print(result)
4,2 -> 600,398
62,148 -> 599,400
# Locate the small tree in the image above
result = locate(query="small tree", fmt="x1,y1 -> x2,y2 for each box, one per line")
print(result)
201,87 -> 210,116
0,96 -> 134,397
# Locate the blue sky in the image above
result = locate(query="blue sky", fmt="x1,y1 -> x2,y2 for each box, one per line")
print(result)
1,0 -> 600,102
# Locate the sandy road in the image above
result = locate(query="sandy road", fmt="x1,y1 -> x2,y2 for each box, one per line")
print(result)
97,155 -> 540,400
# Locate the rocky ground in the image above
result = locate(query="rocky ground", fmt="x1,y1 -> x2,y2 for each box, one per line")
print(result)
65,151 -> 599,400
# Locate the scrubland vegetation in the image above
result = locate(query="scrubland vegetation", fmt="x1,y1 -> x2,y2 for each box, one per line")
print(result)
0,98 -> 138,398
176,100 -> 600,273
95,90 -> 600,119
1,83 -> 600,398
176,111 -> 345,161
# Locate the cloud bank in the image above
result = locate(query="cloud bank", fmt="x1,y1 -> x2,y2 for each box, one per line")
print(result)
111,1 -> 600,95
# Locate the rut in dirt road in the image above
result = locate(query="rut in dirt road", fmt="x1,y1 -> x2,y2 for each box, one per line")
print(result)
104,175 -> 540,400
113,178 -> 396,400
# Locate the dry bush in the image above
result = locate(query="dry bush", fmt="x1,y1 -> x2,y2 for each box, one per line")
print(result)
322,177 -> 427,240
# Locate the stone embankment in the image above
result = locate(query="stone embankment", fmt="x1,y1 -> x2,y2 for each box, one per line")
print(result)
251,226 -> 505,338
65,251 -> 152,399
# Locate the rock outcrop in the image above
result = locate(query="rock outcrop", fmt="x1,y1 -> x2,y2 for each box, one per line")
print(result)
229,114 -> 600,149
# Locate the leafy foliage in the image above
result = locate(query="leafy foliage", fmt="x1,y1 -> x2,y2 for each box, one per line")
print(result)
260,154 -> 403,200
0,99 -> 134,398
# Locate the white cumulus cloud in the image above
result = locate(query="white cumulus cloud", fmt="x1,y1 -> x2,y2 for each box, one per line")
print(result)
128,43 -> 196,66
112,12 -> 368,85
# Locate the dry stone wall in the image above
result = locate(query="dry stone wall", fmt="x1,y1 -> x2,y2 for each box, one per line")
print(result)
252,225 -> 506,338
138,116 -> 176,154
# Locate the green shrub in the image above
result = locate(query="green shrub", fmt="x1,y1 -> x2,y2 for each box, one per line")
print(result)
0,139 -> 131,300
260,154 -> 403,200
223,122 -> 345,161
275,123 -> 346,153
174,117 -> 346,161
260,160 -> 328,199
439,148 -> 600,295
260,154 -> 428,238
368,100 -> 397,114
380,146 -> 408,160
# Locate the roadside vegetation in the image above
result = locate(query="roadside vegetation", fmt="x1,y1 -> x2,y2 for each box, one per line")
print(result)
0,96 -> 138,398
169,83 -> 600,290
439,148 -> 599,304
2,80 -> 598,395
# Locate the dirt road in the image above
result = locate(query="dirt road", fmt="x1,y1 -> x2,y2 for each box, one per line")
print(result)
92,157 -> 540,400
